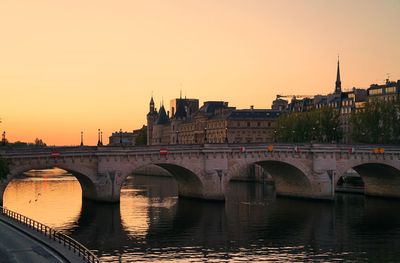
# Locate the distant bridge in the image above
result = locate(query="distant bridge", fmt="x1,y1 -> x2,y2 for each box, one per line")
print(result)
1,144 -> 400,203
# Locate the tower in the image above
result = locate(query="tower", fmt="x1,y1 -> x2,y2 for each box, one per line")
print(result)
149,96 -> 155,113
147,96 -> 157,145
335,58 -> 342,94
170,92 -> 187,144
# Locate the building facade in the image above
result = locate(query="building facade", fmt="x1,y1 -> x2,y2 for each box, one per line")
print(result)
275,59 -> 398,143
147,97 -> 281,145
367,80 -> 400,102
145,60 -> 399,146
108,126 -> 145,146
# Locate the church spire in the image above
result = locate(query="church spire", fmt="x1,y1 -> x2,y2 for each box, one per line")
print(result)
149,95 -> 155,113
335,57 -> 342,94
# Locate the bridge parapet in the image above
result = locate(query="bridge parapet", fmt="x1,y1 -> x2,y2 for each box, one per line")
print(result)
1,144 -> 400,202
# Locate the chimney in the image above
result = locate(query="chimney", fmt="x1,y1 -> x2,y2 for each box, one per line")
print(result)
250,105 -> 254,110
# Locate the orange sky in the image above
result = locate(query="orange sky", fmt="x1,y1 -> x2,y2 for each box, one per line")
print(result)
1,0 -> 399,145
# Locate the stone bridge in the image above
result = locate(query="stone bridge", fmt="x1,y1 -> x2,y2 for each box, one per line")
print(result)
1,144 -> 400,203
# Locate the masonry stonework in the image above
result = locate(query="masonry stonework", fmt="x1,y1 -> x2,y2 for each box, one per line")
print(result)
1,144 -> 400,204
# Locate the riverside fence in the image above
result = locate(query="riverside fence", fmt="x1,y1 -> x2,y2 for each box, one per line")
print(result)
0,206 -> 100,263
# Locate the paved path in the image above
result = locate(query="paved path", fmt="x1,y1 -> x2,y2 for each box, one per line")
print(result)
0,220 -> 68,262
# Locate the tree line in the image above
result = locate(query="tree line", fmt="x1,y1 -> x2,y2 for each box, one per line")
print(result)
350,99 -> 400,144
276,107 -> 342,143
275,98 -> 400,144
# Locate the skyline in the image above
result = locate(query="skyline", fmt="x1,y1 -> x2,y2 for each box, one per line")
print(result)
1,0 -> 399,145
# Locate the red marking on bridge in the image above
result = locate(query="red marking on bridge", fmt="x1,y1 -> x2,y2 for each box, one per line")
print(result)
159,148 -> 168,155
50,150 -> 60,158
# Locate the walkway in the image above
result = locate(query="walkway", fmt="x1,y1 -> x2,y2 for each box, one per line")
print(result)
0,219 -> 67,262
0,213 -> 97,263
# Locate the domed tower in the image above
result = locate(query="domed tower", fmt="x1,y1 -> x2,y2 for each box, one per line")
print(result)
147,96 -> 157,145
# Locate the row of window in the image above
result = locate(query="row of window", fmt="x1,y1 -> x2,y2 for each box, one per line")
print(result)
369,87 -> 397,95
340,108 -> 352,114
235,121 -> 272,127
342,100 -> 354,107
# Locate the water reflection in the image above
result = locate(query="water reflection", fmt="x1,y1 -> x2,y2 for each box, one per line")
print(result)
3,170 -> 400,262
4,173 -> 81,232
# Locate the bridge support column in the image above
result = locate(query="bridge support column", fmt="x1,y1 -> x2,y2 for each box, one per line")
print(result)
198,169 -> 226,201
310,151 -> 337,200
84,171 -> 121,203
309,170 -> 336,200
0,174 -> 14,206
0,181 -> 7,206
175,169 -> 226,201
192,152 -> 230,202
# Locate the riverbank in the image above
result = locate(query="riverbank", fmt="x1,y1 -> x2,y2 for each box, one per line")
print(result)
0,207 -> 98,263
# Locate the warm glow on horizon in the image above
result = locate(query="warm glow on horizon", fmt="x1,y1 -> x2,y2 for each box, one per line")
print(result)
1,0 -> 399,145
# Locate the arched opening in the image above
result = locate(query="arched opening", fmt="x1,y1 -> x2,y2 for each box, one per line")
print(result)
156,163 -> 204,199
120,163 -> 204,202
336,168 -> 365,194
256,161 -> 312,198
338,163 -> 400,198
2,167 -> 97,230
119,163 -> 204,239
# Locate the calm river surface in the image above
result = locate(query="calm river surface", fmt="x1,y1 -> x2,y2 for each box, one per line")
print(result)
4,169 -> 400,262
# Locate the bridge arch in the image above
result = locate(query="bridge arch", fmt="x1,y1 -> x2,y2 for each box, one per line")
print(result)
118,163 -> 204,200
1,161 -> 98,204
337,161 -> 400,198
226,160 -> 312,199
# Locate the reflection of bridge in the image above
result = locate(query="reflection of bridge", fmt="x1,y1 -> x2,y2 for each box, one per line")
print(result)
1,144 -> 400,203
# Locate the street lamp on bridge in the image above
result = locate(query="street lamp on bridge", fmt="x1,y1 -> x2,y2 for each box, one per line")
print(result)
97,129 -> 103,146
1,131 -> 6,146
332,127 -> 336,144
97,129 -> 101,146
80,131 -> 84,146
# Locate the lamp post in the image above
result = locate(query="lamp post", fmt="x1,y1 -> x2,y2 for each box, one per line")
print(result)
292,130 -> 295,143
312,127 -> 316,143
80,131 -> 84,146
120,129 -> 123,145
97,129 -> 101,146
176,130 -> 179,144
225,127 -> 228,143
100,131 -> 103,146
273,129 -> 277,143
204,127 -> 207,143
333,127 -> 336,144
1,131 -> 6,146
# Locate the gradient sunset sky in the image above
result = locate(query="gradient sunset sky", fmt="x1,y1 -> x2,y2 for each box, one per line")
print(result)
1,0 -> 399,145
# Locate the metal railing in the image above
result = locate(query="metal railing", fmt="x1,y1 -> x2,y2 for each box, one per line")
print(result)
0,206 -> 100,263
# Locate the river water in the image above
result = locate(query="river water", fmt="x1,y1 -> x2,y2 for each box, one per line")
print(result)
3,169 -> 400,262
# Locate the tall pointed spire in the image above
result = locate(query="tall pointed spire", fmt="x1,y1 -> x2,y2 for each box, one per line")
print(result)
149,94 -> 155,113
335,57 -> 342,94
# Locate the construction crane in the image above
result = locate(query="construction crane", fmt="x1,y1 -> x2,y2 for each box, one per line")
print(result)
276,94 -> 313,101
